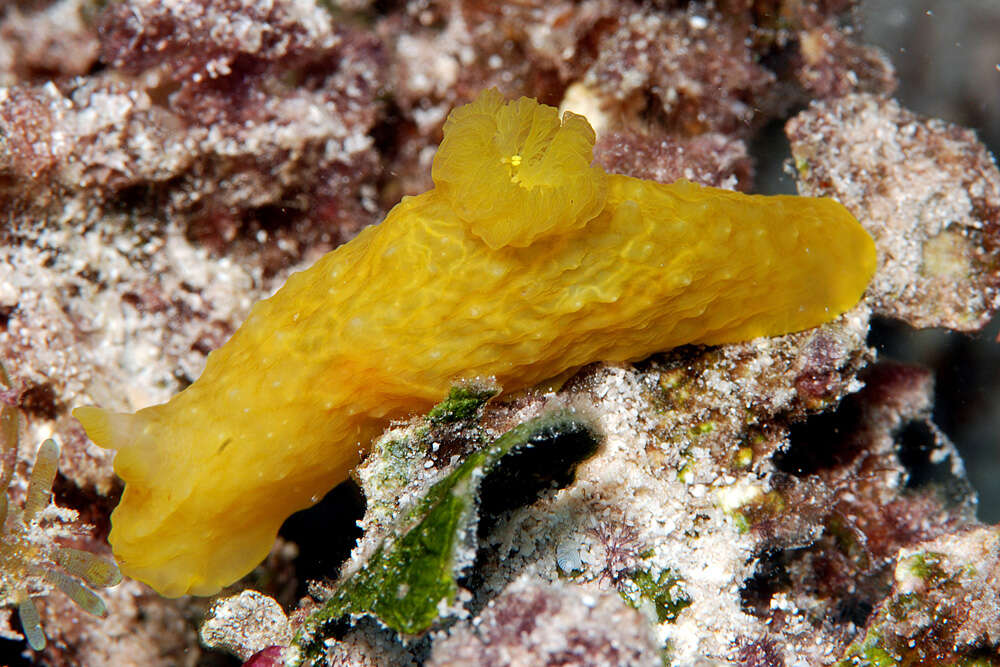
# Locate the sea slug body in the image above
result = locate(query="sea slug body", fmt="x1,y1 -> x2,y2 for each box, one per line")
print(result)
74,89 -> 876,597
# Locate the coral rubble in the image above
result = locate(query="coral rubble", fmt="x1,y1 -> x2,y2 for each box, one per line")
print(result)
200,589 -> 293,662
788,93 -> 1000,331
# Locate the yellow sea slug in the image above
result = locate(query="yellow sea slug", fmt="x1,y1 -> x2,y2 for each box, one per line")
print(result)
73,89 -> 876,597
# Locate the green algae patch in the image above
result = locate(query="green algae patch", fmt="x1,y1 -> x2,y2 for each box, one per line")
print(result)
688,422 -> 715,437
733,445 -> 754,469
292,410 -> 602,660
835,630 -> 901,667
621,568 -> 692,624
426,383 -> 500,424
900,551 -> 946,584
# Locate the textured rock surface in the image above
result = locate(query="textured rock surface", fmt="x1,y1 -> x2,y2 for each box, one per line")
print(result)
200,590 -> 292,661
0,0 -> 100,86
1,0 -> 385,276
839,526 -> 1000,665
428,577 -> 662,667
788,93 -> 1000,331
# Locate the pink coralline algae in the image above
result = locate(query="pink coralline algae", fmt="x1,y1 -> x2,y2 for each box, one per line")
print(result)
2,0 -> 386,275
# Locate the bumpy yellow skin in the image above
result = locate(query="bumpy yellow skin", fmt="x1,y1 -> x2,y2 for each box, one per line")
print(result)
74,90 -> 876,597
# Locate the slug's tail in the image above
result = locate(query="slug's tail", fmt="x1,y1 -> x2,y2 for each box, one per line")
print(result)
73,405 -> 162,480
72,406 -> 140,452
74,405 -> 164,485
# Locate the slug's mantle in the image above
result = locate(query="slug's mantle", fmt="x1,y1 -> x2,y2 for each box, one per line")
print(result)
73,89 -> 876,597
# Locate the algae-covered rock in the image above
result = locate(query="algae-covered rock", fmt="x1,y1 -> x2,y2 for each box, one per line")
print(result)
837,526 -> 1000,665
292,406 -> 602,662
